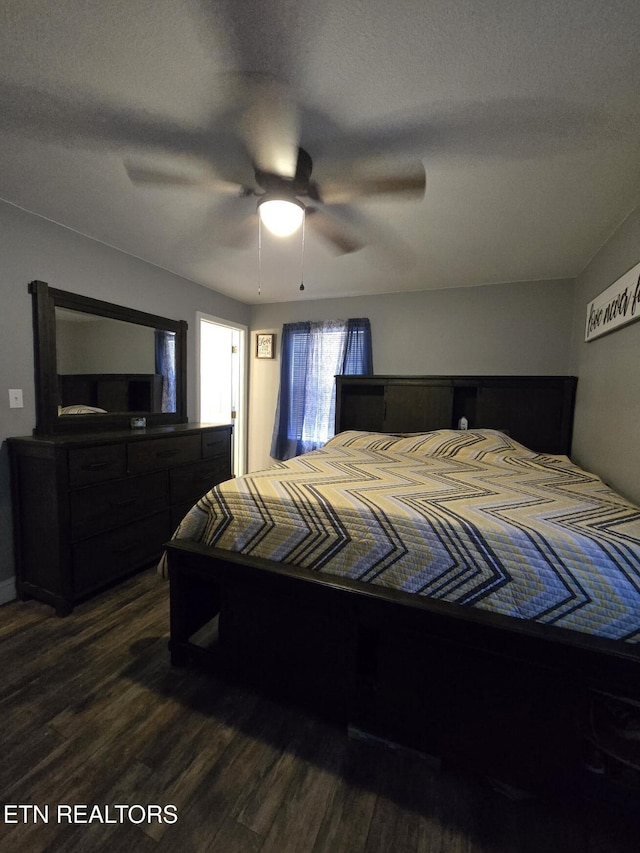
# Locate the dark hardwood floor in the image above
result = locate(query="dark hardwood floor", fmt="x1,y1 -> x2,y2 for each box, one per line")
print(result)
0,568 -> 637,852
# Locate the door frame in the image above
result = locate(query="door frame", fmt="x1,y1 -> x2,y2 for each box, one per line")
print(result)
196,312 -> 248,476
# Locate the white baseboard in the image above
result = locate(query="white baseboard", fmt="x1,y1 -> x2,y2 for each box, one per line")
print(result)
0,576 -> 17,606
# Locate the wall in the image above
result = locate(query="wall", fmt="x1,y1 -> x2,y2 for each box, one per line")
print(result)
57,317 -> 156,374
248,278 -> 576,472
570,205 -> 640,505
0,200 -> 250,593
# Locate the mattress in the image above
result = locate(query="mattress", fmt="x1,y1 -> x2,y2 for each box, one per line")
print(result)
163,429 -> 640,642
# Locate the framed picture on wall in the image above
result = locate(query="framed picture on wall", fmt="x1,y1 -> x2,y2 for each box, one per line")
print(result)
256,333 -> 275,359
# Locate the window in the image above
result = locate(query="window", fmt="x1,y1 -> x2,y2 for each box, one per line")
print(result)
154,330 -> 176,413
271,318 -> 372,460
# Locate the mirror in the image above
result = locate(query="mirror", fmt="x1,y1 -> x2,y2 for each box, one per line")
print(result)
55,308 -> 176,415
30,281 -> 187,435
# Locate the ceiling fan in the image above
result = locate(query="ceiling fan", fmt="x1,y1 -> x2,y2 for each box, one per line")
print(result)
123,75 -> 426,255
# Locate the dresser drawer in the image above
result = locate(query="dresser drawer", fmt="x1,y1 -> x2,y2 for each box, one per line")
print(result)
68,444 -> 126,487
69,471 -> 168,541
170,457 -> 232,505
128,434 -> 201,473
202,428 -> 231,458
72,510 -> 172,596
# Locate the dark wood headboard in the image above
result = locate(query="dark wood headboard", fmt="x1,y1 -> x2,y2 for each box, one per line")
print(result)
335,375 -> 577,455
58,373 -> 163,413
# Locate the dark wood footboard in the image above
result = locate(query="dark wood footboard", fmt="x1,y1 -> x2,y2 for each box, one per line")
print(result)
165,539 -> 640,792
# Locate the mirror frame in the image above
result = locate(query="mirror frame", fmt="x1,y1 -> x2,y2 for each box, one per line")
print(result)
30,280 -> 188,435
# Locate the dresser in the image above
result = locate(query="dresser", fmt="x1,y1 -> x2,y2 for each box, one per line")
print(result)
8,423 -> 233,615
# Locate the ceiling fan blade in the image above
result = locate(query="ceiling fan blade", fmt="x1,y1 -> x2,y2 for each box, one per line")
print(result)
305,207 -> 366,255
229,74 -> 300,179
207,195 -> 259,249
319,162 -> 426,205
124,161 -> 242,194
0,80 -> 253,186
307,202 -> 416,267
310,98 -> 632,170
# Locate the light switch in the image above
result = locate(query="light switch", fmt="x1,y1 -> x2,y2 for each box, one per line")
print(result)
9,389 -> 24,408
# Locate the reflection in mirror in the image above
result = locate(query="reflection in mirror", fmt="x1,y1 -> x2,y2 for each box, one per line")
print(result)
55,308 -> 176,415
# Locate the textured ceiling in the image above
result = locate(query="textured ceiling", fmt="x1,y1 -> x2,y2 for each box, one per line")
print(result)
1,0 -> 639,304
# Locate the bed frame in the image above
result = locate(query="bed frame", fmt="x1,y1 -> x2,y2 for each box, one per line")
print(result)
166,375 -> 640,793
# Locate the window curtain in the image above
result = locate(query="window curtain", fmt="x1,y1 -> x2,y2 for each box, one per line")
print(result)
154,330 -> 176,413
271,318 -> 372,460
343,317 -> 373,375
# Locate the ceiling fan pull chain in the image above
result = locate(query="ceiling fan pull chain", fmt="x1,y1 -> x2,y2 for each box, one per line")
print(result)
299,211 -> 306,292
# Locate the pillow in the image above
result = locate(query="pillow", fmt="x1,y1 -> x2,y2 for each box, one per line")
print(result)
324,431 -> 407,451
60,405 -> 108,415
392,429 -> 535,459
326,428 -> 541,464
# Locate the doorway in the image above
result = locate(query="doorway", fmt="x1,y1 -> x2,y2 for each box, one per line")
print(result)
198,313 -> 247,476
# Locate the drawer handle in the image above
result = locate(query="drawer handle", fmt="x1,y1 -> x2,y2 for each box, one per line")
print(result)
82,462 -> 110,470
109,498 -> 137,508
156,449 -> 180,458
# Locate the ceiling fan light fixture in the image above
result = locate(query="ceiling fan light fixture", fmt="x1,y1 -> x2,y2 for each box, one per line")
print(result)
258,196 -> 305,237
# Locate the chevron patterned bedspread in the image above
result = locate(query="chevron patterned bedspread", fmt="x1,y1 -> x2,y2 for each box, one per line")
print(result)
166,429 -> 640,642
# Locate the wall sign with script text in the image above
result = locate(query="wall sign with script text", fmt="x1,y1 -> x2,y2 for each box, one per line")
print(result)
585,260 -> 640,342
256,333 -> 275,358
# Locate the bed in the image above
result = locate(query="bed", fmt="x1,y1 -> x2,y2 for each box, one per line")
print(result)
164,428 -> 640,640
164,379 -> 640,792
